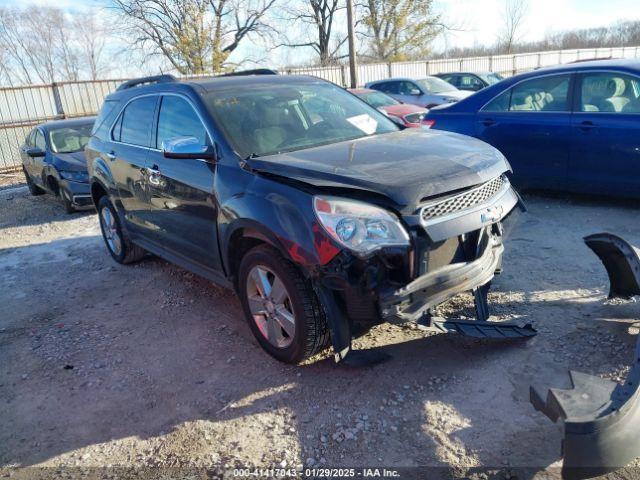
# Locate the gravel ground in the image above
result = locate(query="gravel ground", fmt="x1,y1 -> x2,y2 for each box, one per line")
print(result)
1,186 -> 640,478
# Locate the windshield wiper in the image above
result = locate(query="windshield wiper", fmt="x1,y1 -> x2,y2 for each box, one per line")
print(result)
244,152 -> 261,160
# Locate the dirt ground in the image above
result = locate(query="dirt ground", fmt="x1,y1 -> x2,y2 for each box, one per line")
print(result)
1,183 -> 640,478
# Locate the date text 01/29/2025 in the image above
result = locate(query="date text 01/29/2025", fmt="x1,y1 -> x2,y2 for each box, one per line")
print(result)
232,468 -> 400,477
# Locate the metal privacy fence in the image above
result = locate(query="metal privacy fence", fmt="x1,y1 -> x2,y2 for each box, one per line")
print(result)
285,46 -> 640,90
1,46 -> 639,172
0,79 -> 124,173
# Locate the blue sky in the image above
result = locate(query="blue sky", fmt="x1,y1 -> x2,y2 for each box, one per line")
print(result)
1,0 -> 639,69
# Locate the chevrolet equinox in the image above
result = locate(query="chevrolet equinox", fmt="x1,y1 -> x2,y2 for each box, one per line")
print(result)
86,71 -> 522,365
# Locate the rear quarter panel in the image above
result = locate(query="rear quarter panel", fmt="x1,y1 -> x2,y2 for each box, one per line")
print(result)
428,111 -> 478,136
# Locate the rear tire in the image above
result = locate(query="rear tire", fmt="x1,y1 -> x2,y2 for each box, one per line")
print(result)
98,196 -> 146,264
238,244 -> 330,363
23,167 -> 44,196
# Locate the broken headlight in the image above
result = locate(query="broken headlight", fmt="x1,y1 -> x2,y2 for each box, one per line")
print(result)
313,196 -> 410,255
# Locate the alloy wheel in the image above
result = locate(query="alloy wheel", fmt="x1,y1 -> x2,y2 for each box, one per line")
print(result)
100,206 -> 122,256
245,265 -> 296,348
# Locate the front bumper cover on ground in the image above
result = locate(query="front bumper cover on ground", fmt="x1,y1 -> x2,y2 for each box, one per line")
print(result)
530,233 -> 640,480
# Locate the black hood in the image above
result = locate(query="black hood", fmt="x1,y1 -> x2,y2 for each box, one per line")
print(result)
247,129 -> 510,211
51,151 -> 87,172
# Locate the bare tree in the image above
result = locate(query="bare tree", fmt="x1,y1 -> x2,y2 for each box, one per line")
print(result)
112,0 -> 277,74
0,6 -> 91,84
277,0 -> 347,66
359,0 -> 444,61
73,13 -> 109,80
498,0 -> 527,54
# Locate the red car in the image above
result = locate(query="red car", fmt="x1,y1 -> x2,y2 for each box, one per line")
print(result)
348,88 -> 431,128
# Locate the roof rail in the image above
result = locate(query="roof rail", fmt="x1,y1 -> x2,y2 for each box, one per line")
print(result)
219,68 -> 278,77
116,74 -> 177,91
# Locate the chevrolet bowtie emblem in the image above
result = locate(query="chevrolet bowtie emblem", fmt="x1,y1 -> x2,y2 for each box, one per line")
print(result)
481,205 -> 504,224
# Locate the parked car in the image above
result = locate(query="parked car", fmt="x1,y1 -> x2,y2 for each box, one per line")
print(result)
434,72 -> 504,92
21,117 -> 95,213
365,76 -> 472,108
348,88 -> 429,127
86,72 -> 521,365
424,59 -> 640,198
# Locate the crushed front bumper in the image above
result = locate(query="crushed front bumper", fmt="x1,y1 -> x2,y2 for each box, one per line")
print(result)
530,233 -> 640,479
380,229 -> 504,322
60,179 -> 93,208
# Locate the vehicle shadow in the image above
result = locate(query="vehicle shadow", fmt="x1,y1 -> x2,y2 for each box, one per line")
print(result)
0,191 -> 95,231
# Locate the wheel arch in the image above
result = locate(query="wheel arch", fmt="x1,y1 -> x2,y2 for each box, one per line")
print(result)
90,180 -> 109,208
223,220 -> 302,288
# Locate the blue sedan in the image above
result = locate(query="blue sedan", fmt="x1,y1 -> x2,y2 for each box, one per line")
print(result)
20,117 -> 95,213
424,59 -> 640,198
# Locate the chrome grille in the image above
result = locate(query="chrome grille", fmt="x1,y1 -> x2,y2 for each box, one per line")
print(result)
420,175 -> 507,223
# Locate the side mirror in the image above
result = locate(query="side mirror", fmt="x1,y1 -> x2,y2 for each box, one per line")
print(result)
26,147 -> 45,158
162,136 -> 216,161
409,88 -> 421,96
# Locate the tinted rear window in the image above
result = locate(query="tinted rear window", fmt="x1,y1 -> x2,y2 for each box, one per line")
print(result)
115,96 -> 157,147
92,100 -> 119,140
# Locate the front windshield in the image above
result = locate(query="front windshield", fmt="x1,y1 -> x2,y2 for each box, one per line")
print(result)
479,73 -> 503,85
416,77 -> 458,94
205,82 -> 398,158
358,91 -> 400,108
49,124 -> 93,153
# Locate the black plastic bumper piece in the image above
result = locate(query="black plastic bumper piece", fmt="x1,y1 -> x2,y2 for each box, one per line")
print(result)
584,232 -> 640,298
428,317 -> 536,338
530,337 -> 640,480
529,232 -> 640,479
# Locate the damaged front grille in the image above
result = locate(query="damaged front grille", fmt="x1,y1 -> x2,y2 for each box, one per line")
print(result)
419,175 -> 507,223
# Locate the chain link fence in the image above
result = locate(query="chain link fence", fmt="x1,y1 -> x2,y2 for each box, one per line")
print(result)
2,46 -> 639,173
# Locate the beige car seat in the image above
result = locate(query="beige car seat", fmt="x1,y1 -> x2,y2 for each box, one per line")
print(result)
604,77 -> 630,112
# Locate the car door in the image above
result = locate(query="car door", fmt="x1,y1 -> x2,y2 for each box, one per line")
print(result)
476,73 -> 574,190
373,81 -> 401,100
30,128 -> 48,187
569,70 -> 640,197
458,75 -> 485,92
142,94 -> 222,272
108,95 -> 159,237
439,74 -> 459,88
395,81 -> 425,106
20,129 -> 37,177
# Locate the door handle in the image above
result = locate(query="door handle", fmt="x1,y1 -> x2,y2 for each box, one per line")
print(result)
480,118 -> 495,127
106,151 -> 116,161
578,120 -> 596,131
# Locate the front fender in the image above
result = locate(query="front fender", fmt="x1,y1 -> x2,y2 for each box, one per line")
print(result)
91,156 -> 118,198
218,171 -> 340,277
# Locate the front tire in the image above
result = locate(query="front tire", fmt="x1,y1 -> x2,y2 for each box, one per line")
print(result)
59,187 -> 75,214
238,244 -> 330,363
98,196 -> 146,264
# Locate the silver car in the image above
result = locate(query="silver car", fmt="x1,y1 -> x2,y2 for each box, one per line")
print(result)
365,76 -> 472,108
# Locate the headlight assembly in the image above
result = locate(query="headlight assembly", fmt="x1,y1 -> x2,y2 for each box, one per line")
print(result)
313,196 -> 410,255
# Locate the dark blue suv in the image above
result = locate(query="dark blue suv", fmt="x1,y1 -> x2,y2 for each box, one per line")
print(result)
21,117 -> 95,213
86,72 -> 523,364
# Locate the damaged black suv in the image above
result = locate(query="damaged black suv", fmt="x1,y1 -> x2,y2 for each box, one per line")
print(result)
86,71 -> 522,365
